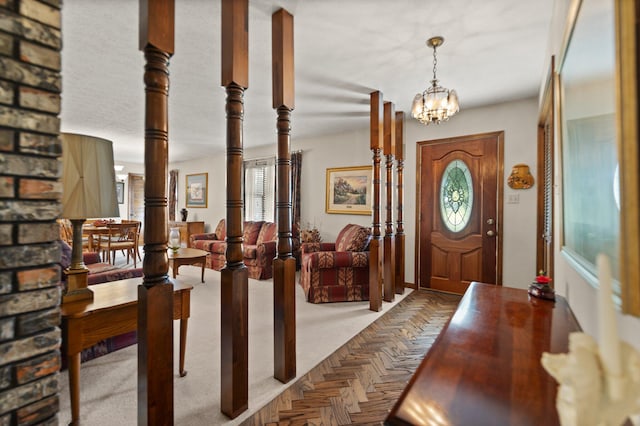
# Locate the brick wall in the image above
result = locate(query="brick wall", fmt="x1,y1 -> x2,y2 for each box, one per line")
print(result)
0,0 -> 62,424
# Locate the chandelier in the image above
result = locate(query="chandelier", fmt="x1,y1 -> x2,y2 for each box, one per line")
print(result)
411,36 -> 459,125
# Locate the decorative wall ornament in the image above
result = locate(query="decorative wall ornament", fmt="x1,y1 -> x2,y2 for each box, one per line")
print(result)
507,163 -> 534,189
541,254 -> 640,426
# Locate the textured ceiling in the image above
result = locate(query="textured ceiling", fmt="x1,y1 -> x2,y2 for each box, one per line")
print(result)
60,0 -> 553,164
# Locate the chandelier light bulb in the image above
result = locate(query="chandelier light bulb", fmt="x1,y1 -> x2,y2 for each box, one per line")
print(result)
411,36 -> 460,125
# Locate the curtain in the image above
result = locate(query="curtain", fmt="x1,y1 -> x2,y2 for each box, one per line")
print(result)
169,169 -> 178,221
291,150 -> 302,237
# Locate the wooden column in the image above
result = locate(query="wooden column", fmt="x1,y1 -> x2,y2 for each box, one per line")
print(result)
138,1 -> 175,425
395,111 -> 405,294
383,102 -> 396,302
369,91 -> 383,312
272,8 -> 296,384
220,0 -> 249,418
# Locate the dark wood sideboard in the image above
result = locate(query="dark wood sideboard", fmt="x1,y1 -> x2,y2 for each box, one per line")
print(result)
386,281 -> 581,426
168,220 -> 204,248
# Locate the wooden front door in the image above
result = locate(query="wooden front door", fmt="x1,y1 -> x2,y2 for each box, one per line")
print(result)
417,131 -> 503,294
128,173 -> 145,241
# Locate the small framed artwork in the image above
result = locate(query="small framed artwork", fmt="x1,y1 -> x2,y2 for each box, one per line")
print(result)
186,173 -> 208,208
116,181 -> 124,204
326,166 -> 373,215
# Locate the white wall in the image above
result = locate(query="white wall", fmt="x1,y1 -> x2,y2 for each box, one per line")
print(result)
170,150 -> 227,232
231,132 -> 375,239
546,0 -> 640,349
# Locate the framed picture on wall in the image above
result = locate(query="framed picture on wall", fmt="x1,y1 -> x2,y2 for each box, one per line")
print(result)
325,166 -> 372,215
186,173 -> 208,208
116,181 -> 124,204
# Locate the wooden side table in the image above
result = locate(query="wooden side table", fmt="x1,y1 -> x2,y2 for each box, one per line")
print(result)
61,278 -> 192,425
168,247 -> 208,283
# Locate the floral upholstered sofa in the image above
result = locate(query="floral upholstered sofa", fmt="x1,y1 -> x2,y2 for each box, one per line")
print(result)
299,223 -> 372,303
190,219 -> 279,280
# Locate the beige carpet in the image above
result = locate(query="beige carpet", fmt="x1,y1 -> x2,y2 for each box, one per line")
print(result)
58,255 -> 411,425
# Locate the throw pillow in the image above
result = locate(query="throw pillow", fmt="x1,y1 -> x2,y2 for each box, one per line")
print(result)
214,219 -> 226,240
256,222 -> 277,245
60,240 -> 72,270
344,226 -> 371,252
335,224 -> 371,252
243,221 -> 264,245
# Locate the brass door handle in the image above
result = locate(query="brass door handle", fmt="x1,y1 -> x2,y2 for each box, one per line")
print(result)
487,230 -> 495,237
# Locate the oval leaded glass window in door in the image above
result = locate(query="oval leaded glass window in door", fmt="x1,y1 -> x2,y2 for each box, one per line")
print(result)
440,159 -> 473,232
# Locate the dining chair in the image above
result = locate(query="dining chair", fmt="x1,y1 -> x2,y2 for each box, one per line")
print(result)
98,222 -> 139,267
59,218 -> 89,251
121,219 -> 143,261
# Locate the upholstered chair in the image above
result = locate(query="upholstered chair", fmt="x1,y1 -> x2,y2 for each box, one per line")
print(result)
191,218 -> 227,270
243,221 -> 277,280
300,223 -> 372,303
191,219 -> 279,280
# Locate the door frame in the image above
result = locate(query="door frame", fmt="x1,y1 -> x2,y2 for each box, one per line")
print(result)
536,56 -> 555,280
415,131 -> 505,290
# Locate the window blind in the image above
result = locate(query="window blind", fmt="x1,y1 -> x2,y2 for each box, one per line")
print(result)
244,157 -> 275,222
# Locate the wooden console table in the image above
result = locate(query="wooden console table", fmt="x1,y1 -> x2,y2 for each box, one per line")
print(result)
386,282 -> 581,426
61,278 -> 193,425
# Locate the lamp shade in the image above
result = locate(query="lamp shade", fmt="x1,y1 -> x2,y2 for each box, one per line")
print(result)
61,133 -> 120,219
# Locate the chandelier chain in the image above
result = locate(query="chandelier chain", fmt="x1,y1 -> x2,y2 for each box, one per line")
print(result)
432,46 -> 438,81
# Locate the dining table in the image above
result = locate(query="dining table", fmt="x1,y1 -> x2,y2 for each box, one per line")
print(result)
82,224 -> 109,252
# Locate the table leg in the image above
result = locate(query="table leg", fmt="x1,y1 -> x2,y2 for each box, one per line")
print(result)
68,352 -> 81,425
179,317 -> 188,377
200,259 -> 205,283
171,260 -> 177,279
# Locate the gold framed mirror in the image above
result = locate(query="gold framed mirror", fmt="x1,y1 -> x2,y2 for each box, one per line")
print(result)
558,0 -> 639,316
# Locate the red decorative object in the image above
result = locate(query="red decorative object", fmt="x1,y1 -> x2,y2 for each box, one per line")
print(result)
529,274 -> 555,300
535,275 -> 552,284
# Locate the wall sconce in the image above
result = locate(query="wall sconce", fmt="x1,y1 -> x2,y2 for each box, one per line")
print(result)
507,163 -> 535,189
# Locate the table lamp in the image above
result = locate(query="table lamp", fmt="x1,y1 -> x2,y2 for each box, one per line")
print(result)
61,133 -> 120,303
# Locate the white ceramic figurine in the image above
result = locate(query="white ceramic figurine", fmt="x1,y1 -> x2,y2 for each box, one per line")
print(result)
541,254 -> 640,426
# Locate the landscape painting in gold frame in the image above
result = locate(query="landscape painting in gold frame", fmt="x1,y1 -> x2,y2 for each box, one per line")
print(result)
325,166 -> 372,215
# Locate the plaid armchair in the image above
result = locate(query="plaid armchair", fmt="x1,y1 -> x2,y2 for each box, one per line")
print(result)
300,224 -> 372,303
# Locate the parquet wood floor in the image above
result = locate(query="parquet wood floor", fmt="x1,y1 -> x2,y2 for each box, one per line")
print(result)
241,289 -> 461,426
